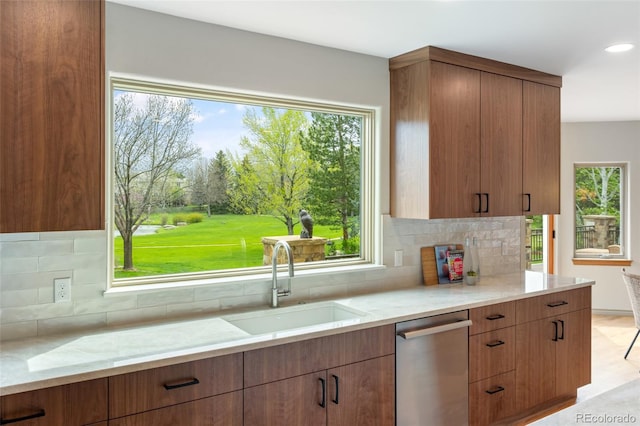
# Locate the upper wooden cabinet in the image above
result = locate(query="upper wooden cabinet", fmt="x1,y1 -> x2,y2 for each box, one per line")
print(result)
390,46 -> 561,219
0,0 -> 104,233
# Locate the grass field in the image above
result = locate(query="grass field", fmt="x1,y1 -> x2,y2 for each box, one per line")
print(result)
114,214 -> 343,278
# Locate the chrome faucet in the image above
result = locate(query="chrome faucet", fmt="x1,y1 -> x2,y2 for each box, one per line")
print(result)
271,240 -> 294,308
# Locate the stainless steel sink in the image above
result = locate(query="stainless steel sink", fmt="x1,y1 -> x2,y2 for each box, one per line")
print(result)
223,302 -> 367,336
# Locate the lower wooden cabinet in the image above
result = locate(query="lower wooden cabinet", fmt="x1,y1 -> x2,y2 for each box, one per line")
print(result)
469,371 -> 517,426
107,391 -> 242,426
0,378 -> 107,426
244,355 -> 395,426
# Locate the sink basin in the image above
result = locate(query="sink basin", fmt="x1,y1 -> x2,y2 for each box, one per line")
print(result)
223,302 -> 367,336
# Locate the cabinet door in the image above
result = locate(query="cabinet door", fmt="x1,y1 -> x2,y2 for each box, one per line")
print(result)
515,318 -> 556,411
523,81 -> 560,215
429,61 -> 481,218
327,355 -> 395,426
555,309 -> 591,397
0,379 -> 107,426
480,73 -> 523,216
244,372 -> 327,426
107,391 -> 242,426
0,0 -> 104,232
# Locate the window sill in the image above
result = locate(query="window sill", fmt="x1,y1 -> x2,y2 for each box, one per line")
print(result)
572,258 -> 632,266
104,262 -> 386,297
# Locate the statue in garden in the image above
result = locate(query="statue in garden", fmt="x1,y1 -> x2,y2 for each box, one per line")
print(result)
299,209 -> 314,238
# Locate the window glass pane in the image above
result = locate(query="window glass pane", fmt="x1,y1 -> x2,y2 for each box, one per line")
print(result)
111,82 -> 369,284
574,164 -> 624,257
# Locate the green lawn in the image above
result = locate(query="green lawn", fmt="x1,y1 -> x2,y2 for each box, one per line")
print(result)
114,214 -> 342,278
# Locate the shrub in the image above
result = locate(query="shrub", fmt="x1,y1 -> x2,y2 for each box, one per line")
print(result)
172,213 -> 187,225
160,214 -> 169,226
187,213 -> 203,224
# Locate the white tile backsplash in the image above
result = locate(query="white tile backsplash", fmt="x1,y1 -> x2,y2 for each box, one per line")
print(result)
0,215 -> 524,341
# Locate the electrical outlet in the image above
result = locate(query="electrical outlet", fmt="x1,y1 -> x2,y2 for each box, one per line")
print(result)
394,249 -> 403,267
54,278 -> 71,303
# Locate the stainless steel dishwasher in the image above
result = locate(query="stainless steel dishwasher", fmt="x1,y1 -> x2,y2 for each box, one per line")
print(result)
396,310 -> 472,426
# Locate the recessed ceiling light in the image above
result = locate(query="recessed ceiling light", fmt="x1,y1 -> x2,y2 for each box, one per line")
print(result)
605,43 -> 634,53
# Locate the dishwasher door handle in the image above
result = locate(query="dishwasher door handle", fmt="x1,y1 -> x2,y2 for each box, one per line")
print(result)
397,319 -> 473,339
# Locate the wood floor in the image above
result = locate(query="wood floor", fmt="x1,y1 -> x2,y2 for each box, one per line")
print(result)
576,313 -> 640,402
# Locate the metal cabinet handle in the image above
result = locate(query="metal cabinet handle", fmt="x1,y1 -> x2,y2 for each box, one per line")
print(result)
474,193 -> 482,213
486,340 -> 505,348
558,319 -> 565,340
163,377 -> 200,390
552,320 -> 559,341
397,320 -> 473,339
0,409 -> 46,424
547,300 -> 569,308
524,193 -> 531,212
483,193 -> 490,213
485,386 -> 505,395
332,374 -> 339,404
319,377 -> 326,407
486,314 -> 505,321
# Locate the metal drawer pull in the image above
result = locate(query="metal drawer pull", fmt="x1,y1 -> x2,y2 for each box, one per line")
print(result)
486,340 -> 505,348
397,320 -> 473,339
486,314 -> 505,321
163,377 -> 200,390
485,386 -> 505,395
319,377 -> 326,407
547,300 -> 569,308
0,409 -> 46,424
332,374 -> 339,404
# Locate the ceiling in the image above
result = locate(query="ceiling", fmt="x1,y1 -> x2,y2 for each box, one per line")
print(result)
110,0 -> 640,122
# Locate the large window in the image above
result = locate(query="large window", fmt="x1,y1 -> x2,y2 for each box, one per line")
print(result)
109,78 -> 375,286
574,163 -> 626,259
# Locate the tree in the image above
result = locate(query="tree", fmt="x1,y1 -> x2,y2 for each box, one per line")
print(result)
207,150 -> 231,214
233,107 -> 312,234
301,113 -> 361,250
575,166 -> 621,224
189,158 -> 208,207
114,93 -> 201,271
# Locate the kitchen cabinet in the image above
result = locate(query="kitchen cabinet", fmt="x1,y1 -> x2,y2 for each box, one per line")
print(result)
0,0 -> 104,233
0,378 -> 107,426
389,46 -> 561,219
468,302 -> 517,426
108,354 -> 242,422
514,287 -> 591,412
243,325 -> 395,426
523,81 -> 561,215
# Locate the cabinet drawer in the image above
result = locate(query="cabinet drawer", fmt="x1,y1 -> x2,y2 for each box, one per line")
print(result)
516,287 -> 591,324
108,391 -> 242,426
0,379 -> 107,426
469,302 -> 515,335
469,371 -> 516,426
469,327 -> 515,383
109,353 -> 242,418
244,325 -> 395,388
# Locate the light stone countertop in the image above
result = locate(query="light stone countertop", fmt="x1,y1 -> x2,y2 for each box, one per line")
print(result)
0,271 -> 594,396
531,379 -> 640,425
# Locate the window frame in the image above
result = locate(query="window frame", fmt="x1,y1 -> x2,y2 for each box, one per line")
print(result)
106,76 -> 378,289
572,162 -> 628,262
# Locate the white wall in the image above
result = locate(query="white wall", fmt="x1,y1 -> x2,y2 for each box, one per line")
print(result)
557,121 -> 640,312
0,4 -> 523,341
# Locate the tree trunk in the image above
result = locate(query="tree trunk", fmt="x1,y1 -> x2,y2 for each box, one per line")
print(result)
122,233 -> 135,270
286,215 -> 294,235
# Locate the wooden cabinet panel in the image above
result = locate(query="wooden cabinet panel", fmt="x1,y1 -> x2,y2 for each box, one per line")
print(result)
0,0 -> 104,232
469,327 -> 515,383
515,287 -> 591,324
523,82 -> 561,215
469,301 -> 516,335
108,391 -> 242,426
0,378 -> 107,426
515,318 -> 557,411
469,371 -> 517,426
244,325 -> 394,388
327,355 -> 395,426
244,372 -> 327,426
108,354 -> 242,418
428,61 -> 481,219
555,309 -> 591,397
480,72 -> 523,216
